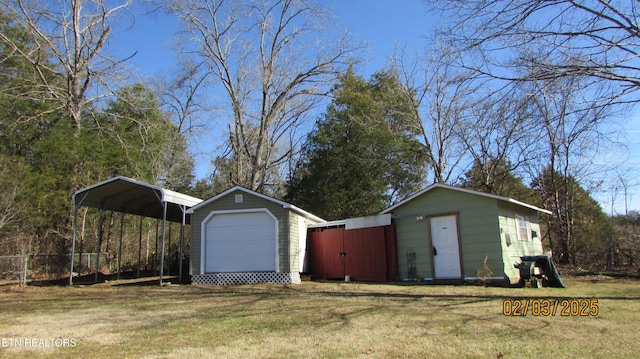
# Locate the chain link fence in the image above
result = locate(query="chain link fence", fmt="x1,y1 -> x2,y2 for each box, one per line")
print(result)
0,253 -> 111,280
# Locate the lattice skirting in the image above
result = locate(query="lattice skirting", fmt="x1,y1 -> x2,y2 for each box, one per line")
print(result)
192,272 -> 301,285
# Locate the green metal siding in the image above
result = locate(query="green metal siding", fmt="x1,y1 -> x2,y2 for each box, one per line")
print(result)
288,212 -> 324,273
394,216 -> 431,279
498,203 -> 545,283
190,189 -> 324,276
288,212 -> 299,273
390,187 -> 503,280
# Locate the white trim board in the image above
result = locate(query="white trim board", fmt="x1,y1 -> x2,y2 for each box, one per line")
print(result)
308,214 -> 391,230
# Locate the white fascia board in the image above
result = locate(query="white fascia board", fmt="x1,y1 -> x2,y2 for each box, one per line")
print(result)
308,214 -> 391,230
307,219 -> 347,229
344,214 -> 391,229
161,189 -> 203,208
505,198 -> 552,215
284,204 -> 326,224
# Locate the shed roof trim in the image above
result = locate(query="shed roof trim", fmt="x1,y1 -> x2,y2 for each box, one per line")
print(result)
381,183 -> 552,215
186,186 -> 326,223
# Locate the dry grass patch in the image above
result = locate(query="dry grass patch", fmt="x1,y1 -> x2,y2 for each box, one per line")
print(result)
0,276 -> 639,358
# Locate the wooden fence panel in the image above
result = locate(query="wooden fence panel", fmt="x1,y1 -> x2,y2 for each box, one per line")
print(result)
344,227 -> 387,282
308,224 -> 398,282
308,228 -> 344,280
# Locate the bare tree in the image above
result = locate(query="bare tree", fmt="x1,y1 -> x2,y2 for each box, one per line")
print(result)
610,168 -> 640,268
0,156 -> 35,289
155,60 -> 210,190
0,166 -> 22,233
457,85 -> 538,196
425,1 -> 637,264
429,0 -> 640,99
392,46 -> 476,184
0,0 -> 134,129
165,0 -> 358,192
427,0 -> 636,184
525,75 -> 619,264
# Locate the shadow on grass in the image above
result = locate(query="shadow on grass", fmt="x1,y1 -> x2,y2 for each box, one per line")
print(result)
24,271 -> 191,287
571,270 -> 640,280
8,274 -> 640,304
249,279 -> 640,302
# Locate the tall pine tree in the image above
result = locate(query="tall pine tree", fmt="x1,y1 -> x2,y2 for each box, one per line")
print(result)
287,69 -> 427,220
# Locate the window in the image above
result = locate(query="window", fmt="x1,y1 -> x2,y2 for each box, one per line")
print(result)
516,215 -> 530,241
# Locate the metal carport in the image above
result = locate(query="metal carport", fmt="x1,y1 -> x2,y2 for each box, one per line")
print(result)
70,176 -> 202,285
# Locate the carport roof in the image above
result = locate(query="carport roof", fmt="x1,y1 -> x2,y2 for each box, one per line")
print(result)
73,176 -> 203,223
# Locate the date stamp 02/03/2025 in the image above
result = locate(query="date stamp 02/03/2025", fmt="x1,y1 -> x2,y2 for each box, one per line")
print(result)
502,299 -> 599,317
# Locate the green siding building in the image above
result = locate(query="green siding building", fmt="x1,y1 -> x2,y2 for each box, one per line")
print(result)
381,184 -> 550,284
187,186 -> 325,285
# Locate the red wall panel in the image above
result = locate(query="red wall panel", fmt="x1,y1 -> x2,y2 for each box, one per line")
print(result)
308,228 -> 344,280
344,227 -> 387,282
308,224 -> 398,282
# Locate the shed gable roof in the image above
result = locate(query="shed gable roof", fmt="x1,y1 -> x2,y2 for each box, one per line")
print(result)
381,183 -> 552,215
186,186 -> 326,223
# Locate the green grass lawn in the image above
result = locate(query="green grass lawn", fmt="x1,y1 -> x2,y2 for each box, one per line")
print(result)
1,275 -> 639,358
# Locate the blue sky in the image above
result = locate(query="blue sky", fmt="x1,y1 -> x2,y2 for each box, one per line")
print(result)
330,0 -> 431,75
112,0 -> 431,81
109,0 -> 436,173
108,0 -> 639,212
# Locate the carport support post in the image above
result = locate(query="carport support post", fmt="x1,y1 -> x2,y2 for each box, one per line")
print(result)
117,212 -> 125,280
159,201 -> 168,285
178,205 -> 186,283
137,215 -> 143,278
95,208 -> 104,283
69,203 -> 78,285
69,192 -> 89,286
154,219 -> 159,275
167,222 -> 172,275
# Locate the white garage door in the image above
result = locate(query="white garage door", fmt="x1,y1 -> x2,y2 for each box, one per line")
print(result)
204,211 -> 277,273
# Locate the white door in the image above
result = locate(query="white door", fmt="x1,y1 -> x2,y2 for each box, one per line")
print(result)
298,216 -> 308,273
430,215 -> 462,279
204,211 -> 277,273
